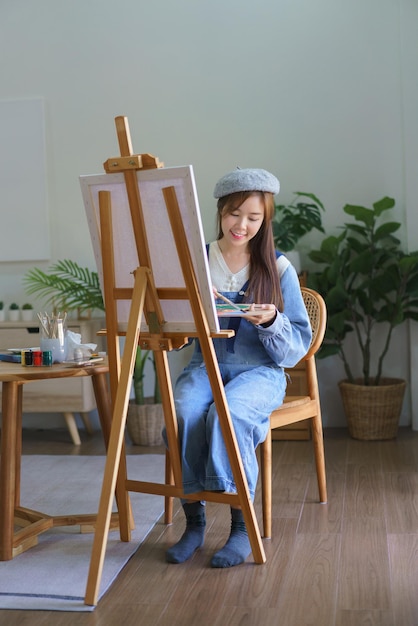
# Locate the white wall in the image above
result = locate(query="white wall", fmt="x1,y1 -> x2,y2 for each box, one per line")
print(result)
0,0 -> 417,429
401,0 -> 418,429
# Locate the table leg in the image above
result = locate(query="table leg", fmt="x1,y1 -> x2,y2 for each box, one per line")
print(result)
0,381 -> 20,561
63,412 -> 82,445
14,385 -> 23,507
91,372 -> 112,446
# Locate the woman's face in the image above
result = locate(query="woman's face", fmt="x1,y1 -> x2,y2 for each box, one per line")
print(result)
220,195 -> 265,249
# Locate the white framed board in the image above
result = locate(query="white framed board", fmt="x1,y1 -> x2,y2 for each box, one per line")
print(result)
80,165 -> 220,334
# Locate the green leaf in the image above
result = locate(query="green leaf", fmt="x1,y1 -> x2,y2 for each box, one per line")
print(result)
23,260 -> 104,312
317,343 -> 342,359
373,196 -> 395,215
293,191 -> 325,211
374,221 -> 400,239
343,204 -> 374,226
273,192 -> 325,251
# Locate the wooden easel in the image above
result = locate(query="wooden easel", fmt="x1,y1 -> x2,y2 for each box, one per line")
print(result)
84,116 -> 266,606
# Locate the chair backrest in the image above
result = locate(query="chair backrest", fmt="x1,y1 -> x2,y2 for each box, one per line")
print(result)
300,287 -> 327,361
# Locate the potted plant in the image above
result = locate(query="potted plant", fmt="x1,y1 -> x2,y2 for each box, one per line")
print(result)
0,301 -> 4,322
8,302 -> 20,321
308,196 -> 418,439
126,346 -> 164,446
21,303 -> 34,322
24,259 -> 163,444
23,260 -> 104,315
273,191 -> 325,273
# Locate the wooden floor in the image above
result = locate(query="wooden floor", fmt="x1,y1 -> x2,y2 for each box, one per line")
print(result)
1,426 -> 418,626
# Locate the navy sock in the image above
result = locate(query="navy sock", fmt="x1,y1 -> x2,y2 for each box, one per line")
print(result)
166,502 -> 206,564
211,508 -> 251,568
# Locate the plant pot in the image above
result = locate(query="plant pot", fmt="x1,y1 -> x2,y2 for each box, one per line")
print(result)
126,399 -> 164,446
8,310 -> 20,321
0,310 -> 5,322
21,310 -> 33,322
338,378 -> 406,440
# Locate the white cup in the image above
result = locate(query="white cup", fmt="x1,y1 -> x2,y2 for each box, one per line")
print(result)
40,337 -> 67,363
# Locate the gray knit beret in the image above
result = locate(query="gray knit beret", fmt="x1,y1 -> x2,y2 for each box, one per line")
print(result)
213,167 -> 280,199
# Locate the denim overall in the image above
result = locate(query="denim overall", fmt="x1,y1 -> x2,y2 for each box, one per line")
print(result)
172,252 -> 311,499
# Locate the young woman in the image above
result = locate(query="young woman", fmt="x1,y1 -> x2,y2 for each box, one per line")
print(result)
166,168 -> 312,568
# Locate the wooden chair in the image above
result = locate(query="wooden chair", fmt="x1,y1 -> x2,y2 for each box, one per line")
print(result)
164,287 -> 327,538
259,287 -> 327,538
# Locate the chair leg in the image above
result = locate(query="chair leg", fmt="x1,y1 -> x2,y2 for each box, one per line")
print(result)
259,430 -> 272,538
311,412 -> 327,503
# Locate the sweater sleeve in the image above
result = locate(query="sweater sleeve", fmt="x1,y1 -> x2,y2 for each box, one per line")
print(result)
255,262 -> 312,368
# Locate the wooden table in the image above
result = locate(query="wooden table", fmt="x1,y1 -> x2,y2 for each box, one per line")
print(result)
0,360 -> 111,561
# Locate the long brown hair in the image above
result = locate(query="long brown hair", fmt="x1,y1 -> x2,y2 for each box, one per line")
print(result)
216,191 -> 284,311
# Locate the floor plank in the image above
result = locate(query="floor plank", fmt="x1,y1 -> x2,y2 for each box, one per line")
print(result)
387,533 -> 418,626
338,516 -> 392,612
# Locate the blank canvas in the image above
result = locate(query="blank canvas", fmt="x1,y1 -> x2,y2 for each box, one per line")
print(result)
80,165 -> 219,334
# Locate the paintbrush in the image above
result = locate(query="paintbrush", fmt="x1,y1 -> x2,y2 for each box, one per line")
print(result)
213,288 -> 248,312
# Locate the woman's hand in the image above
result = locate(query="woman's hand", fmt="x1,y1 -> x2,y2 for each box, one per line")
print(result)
246,304 -> 277,326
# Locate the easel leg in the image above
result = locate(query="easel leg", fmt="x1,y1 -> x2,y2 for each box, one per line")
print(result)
164,450 -> 174,524
92,371 -> 134,535
84,268 -> 148,606
199,333 -> 266,565
163,185 -> 265,565
97,188 -> 134,536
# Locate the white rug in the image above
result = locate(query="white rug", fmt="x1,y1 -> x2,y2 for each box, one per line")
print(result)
0,454 -> 165,612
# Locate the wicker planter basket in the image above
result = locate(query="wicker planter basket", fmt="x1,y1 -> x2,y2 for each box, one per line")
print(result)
338,378 -> 406,440
126,399 -> 164,446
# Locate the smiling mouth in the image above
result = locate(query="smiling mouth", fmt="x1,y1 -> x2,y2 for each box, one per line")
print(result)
231,231 -> 246,238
